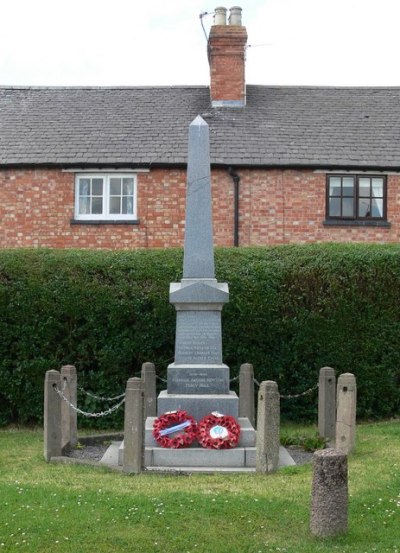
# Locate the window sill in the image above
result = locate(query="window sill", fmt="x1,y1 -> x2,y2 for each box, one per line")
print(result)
323,219 -> 391,228
70,219 -> 140,225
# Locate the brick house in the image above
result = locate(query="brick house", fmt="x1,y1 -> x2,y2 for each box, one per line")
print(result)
1,6 -> 399,249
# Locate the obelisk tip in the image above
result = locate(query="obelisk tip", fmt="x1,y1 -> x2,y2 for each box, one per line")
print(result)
190,115 -> 208,127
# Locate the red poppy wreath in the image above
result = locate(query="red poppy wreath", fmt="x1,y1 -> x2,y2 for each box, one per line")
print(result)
153,410 -> 198,449
197,412 -> 241,449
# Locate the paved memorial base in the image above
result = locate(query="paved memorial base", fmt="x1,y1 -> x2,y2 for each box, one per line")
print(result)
101,436 -> 296,472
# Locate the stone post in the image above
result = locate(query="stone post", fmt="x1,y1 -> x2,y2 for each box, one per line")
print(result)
336,373 -> 357,454
123,377 -> 145,474
60,365 -> 78,449
310,448 -> 348,537
141,362 -> 157,417
318,367 -> 336,441
239,363 -> 255,426
44,370 -> 62,462
256,380 -> 280,473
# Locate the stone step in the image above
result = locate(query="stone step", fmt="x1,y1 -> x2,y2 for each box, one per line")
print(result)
157,390 -> 239,421
107,441 -> 296,470
145,446 -> 256,468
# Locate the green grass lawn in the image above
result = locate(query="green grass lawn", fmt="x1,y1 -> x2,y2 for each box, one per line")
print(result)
0,421 -> 399,553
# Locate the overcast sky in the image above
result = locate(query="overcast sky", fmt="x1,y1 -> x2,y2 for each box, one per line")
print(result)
1,0 -> 399,87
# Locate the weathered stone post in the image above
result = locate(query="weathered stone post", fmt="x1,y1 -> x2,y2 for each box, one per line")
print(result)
44,370 -> 62,462
310,448 -> 348,537
256,380 -> 280,473
318,367 -> 336,441
141,362 -> 157,417
123,377 -> 145,474
239,363 -> 255,426
60,365 -> 77,449
336,373 -> 357,454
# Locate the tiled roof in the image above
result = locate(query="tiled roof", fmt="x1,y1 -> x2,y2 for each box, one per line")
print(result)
1,85 -> 400,168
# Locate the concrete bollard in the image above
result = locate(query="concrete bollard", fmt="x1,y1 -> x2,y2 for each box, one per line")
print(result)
123,377 -> 145,474
239,363 -> 255,426
318,367 -> 336,441
60,365 -> 78,449
256,380 -> 280,473
141,362 -> 157,418
310,448 -> 348,537
44,370 -> 62,462
336,373 -> 357,454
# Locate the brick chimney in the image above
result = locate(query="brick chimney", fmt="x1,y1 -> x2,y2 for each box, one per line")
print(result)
208,6 -> 248,107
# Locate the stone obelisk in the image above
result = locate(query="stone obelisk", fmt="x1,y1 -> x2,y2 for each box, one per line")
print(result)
157,115 -> 238,420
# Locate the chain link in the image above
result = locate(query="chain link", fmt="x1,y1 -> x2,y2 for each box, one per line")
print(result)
54,384 -> 125,418
280,383 -> 318,399
230,375 -> 239,383
156,375 -> 168,383
78,386 -> 125,402
252,377 -> 318,399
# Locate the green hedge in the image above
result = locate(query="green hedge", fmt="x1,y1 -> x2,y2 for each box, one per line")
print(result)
1,245 -> 399,427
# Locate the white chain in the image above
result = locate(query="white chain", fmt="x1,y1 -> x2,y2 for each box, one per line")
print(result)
53,385 -> 125,418
78,386 -> 125,402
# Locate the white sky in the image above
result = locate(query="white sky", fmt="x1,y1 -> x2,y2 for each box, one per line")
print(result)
1,0 -> 399,87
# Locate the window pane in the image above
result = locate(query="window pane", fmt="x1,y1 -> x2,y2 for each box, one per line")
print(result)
342,197 -> 354,217
329,197 -> 341,216
372,178 -> 383,198
329,177 -> 341,197
110,197 -> 121,214
123,178 -> 134,196
342,177 -> 354,197
122,197 -> 134,214
110,178 -> 121,196
358,199 -> 371,217
92,197 -> 103,214
359,178 -> 371,197
79,197 -> 90,214
92,179 -> 103,196
79,178 -> 90,196
371,199 -> 383,217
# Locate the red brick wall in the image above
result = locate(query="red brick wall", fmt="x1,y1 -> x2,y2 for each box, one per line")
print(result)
0,167 -> 398,249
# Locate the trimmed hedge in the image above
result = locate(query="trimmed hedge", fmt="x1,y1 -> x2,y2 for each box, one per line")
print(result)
0,244 -> 399,427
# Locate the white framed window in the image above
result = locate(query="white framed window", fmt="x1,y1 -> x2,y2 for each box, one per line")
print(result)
74,173 -> 137,221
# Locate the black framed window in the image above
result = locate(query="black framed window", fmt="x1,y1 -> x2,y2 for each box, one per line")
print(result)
326,175 -> 386,220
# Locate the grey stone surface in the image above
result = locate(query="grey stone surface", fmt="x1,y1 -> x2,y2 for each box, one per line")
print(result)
60,365 -> 77,449
174,310 -> 223,364
239,363 -> 255,426
318,366 -> 336,441
157,390 -> 239,421
123,377 -> 144,474
141,362 -> 157,417
182,115 -> 214,279
44,370 -> 62,462
150,447 -> 247,467
310,448 -> 348,537
99,441 -> 121,465
167,364 -> 230,394
256,380 -> 280,473
336,373 -> 357,454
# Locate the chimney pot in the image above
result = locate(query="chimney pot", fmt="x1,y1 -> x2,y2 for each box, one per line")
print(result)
228,6 -> 242,26
214,6 -> 227,25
